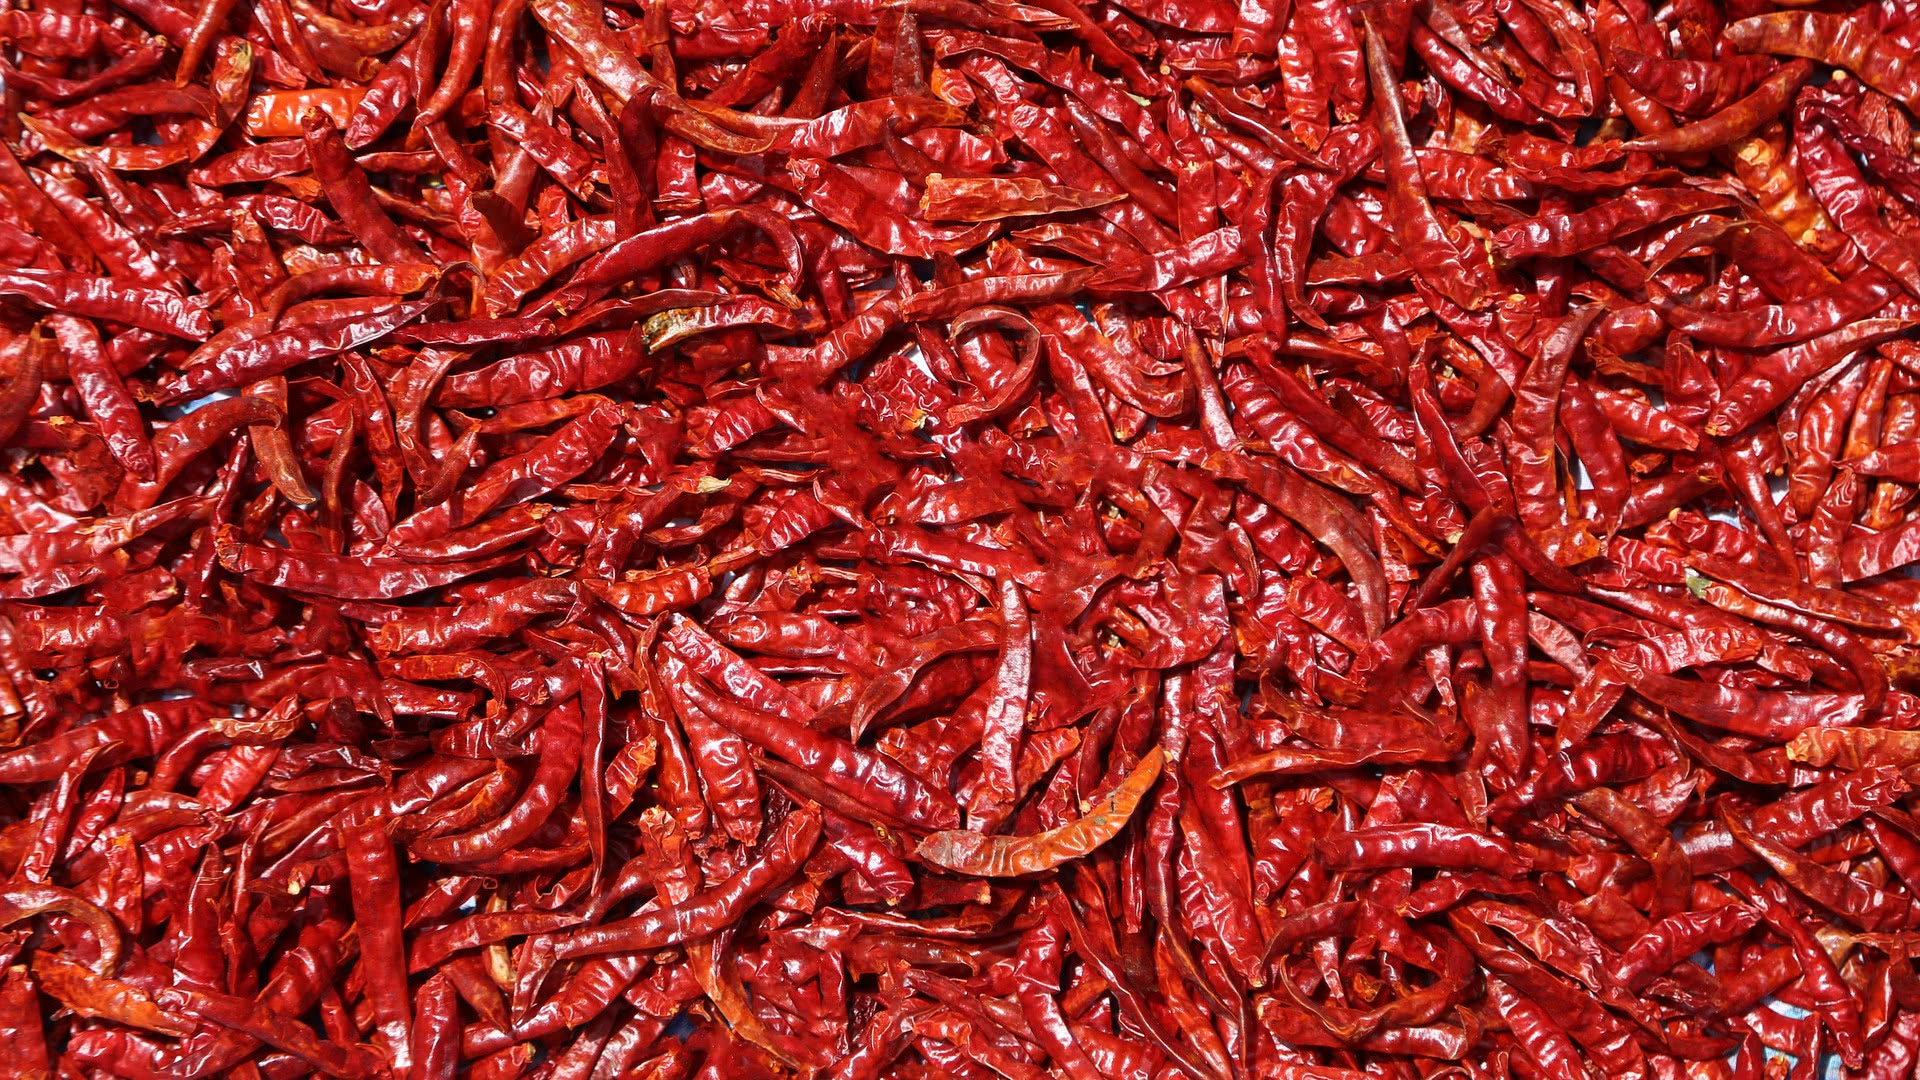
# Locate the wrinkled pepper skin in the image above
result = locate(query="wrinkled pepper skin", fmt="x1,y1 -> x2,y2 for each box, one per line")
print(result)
4,0 -> 1920,1077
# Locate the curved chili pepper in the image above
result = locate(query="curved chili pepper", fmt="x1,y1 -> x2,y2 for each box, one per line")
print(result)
1725,12 -> 1920,111
1707,317 -> 1914,437
1620,60 -> 1811,154
1616,905 -> 1759,991
158,299 -> 435,403
547,207 -> 803,314
1796,108 -> 1920,300
408,702 -> 582,863
920,748 -> 1164,876
1610,47 -> 1775,116
550,806 -> 820,959
1497,189 -> 1732,259
1683,768 -> 1910,873
0,883 -> 125,976
1737,873 -> 1868,1067
154,983 -> 387,1079
675,671 -> 960,831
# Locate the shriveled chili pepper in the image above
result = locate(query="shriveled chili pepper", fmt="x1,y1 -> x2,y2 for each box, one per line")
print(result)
6,0 -> 1920,1075
1725,12 -> 1920,112
549,805 -> 821,960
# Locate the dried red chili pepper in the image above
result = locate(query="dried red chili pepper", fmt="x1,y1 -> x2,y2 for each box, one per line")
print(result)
8,0 -> 1920,1075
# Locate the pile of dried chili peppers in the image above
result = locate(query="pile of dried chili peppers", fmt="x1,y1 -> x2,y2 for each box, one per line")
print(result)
12,0 -> 1920,1074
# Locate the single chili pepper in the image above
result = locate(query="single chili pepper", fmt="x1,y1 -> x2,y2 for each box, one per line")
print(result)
656,649 -> 761,844
1621,60 -> 1812,154
1725,12 -> 1920,111
29,951 -> 194,1038
675,671 -> 960,831
0,965 -> 51,1077
411,0 -> 484,130
0,270 -> 212,339
1497,189 -> 1733,259
1736,873 -> 1869,1067
383,400 -> 622,548
1722,805 -> 1920,931
1707,317 -> 1915,437
1662,267 -> 1901,351
921,748 -> 1164,875
216,528 -> 517,598
1508,306 -> 1604,561
1485,977 -> 1586,1080
545,207 -> 804,314
1319,823 -> 1530,875
154,983 -> 387,1079
1683,768 -> 1910,873
406,910 -> 583,973
408,702 -> 581,863
1013,909 -> 1104,1080
340,816 -> 412,1069
549,805 -> 821,959
1610,47 -> 1774,115
1796,106 -> 1920,302
1571,786 -> 1691,916
1364,20 -> 1489,311
1616,904 -> 1760,991
158,299 -> 435,403
1691,575 -> 1888,709
302,109 -> 429,266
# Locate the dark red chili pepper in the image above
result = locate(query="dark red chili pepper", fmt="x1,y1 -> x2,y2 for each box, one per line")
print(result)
550,805 -> 820,960
1725,12 -> 1920,112
1620,59 -> 1812,154
6,3 -> 1920,1076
